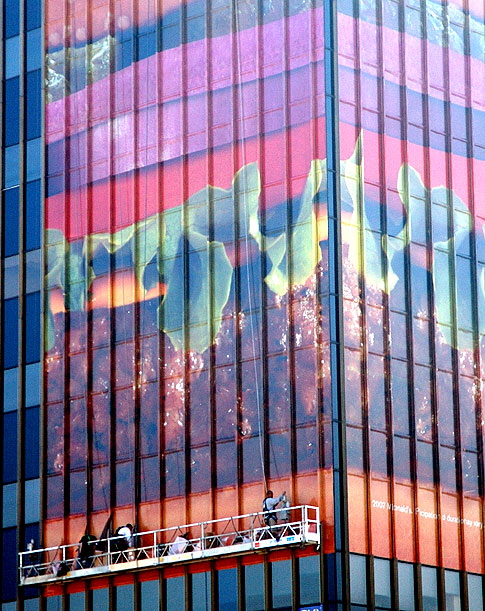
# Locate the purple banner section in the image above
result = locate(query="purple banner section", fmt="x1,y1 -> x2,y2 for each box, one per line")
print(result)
46,7 -> 324,144
45,7 -> 485,195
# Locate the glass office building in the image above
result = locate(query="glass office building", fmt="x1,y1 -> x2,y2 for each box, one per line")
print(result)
2,0 -> 485,608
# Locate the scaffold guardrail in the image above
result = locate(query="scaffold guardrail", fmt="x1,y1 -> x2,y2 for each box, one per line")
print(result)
19,505 -> 319,586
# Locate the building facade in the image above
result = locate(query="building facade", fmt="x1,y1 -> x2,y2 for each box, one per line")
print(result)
2,0 -> 485,608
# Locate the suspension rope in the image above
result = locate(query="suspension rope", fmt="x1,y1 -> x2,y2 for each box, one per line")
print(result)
234,0 -> 267,491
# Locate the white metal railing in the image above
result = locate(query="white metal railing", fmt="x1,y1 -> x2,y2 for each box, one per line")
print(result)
19,505 -> 319,585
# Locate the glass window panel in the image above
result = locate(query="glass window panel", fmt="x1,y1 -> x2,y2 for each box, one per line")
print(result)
271,560 -> 292,609
116,584 -> 134,611
3,368 -> 18,412
26,0 -> 42,30
3,255 -> 19,298
4,144 -> 20,188
26,28 -> 42,71
26,249 -> 42,293
391,358 -> 409,435
374,558 -> 391,608
350,554 -> 367,604
141,579 -> 160,611
3,187 -> 19,256
3,603 -> 17,611
1,528 -> 17,601
245,563 -> 265,610
299,555 -> 321,605
24,407 -> 40,479
25,361 -> 41,407
24,600 -> 39,611
398,562 -> 415,610
25,181 -> 42,251
445,570 -> 461,611
26,138 -> 42,182
166,576 -> 185,611
4,77 -> 20,146
2,312 -> 19,381
3,410 -> 17,484
467,574 -> 483,611
2,483 -> 17,528
68,592 -> 85,611
192,572 -> 211,611
24,478 -> 40,524
4,0 -> 19,37
26,70 -> 42,139
218,568 -> 238,611
25,292 -> 41,363
5,36 -> 20,78
422,566 -> 438,611
92,588 -> 109,610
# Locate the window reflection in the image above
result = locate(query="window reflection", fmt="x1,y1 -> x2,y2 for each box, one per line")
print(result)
166,576 -> 185,611
245,564 -> 264,611
421,566 -> 438,611
218,568 -> 238,610
271,560 -> 292,609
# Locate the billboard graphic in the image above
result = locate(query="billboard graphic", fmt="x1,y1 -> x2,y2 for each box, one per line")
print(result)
43,0 -> 485,573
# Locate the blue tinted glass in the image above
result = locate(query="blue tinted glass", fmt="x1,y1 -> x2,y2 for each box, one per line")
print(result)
137,32 -> 157,60
116,584 -> 134,611
245,564 -> 264,610
3,187 -> 19,256
26,139 -> 42,182
3,298 -> 19,369
24,479 -> 40,524
25,407 -> 40,479
25,292 -> 41,364
26,71 -> 42,139
26,250 -> 42,293
4,77 -> 20,146
272,560 -> 292,609
26,29 -> 42,71
192,572 -> 211,611
3,255 -> 19,299
25,181 -> 41,251
141,580 -> 159,611
166,576 -> 185,610
3,411 -> 17,483
350,554 -> 367,604
69,593 -> 85,611
2,528 -> 17,601
2,483 -> 17,528
46,597 -> 62,611
92,589 -> 109,610
3,144 -> 20,188
25,362 -> 40,407
5,36 -> 20,78
3,368 -> 18,412
218,569 -> 238,610
26,0 -> 42,30
299,555 -> 321,605
4,0 -> 19,37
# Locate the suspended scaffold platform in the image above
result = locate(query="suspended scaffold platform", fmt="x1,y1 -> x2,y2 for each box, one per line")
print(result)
19,505 -> 319,586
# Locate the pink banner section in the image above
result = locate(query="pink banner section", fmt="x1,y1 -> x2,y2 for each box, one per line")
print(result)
337,11 -> 485,110
46,7 -> 324,145
45,119 -> 484,241
47,6 -> 485,150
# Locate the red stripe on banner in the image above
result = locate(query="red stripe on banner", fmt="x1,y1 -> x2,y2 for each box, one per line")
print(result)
45,119 -> 482,241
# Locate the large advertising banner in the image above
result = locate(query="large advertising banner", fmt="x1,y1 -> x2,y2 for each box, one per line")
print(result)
42,0 -> 485,574
43,0 -> 335,557
339,0 -> 485,573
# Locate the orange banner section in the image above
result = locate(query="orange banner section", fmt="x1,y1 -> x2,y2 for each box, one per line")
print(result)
348,469 -> 485,573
